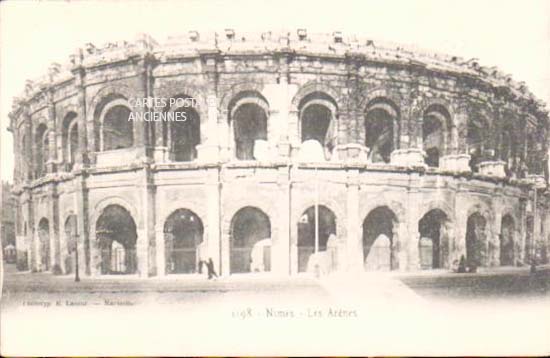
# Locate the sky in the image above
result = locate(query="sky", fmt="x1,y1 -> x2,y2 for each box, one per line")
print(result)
0,0 -> 549,182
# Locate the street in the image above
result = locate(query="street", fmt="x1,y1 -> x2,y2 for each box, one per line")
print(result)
1,264 -> 550,356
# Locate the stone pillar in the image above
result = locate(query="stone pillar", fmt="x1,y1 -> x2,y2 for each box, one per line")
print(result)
135,227 -> 148,277
48,184 -> 61,272
263,80 -> 293,160
220,218 -> 231,277
24,115 -> 33,181
396,222 -> 409,271
74,174 -> 91,276
491,211 -> 502,267
139,165 -> 156,277
440,106 -> 471,172
345,168 -> 363,272
219,109 -> 232,162
12,128 -> 20,183
33,227 -> 40,271
197,93 -> 222,162
197,55 -> 223,163
271,166 -> 291,275
155,226 -> 165,276
278,55 -> 293,159
26,196 -> 36,270
205,167 -> 222,275
69,53 -> 90,167
406,183 -> 422,271
131,58 -> 149,160
46,97 -> 57,174
152,103 -> 168,162
288,109 -> 300,160
453,189 -> 469,263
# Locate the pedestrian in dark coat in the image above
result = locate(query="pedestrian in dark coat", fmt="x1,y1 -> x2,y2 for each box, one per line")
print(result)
206,258 -> 218,280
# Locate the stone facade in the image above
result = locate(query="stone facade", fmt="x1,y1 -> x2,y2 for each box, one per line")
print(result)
7,30 -> 550,277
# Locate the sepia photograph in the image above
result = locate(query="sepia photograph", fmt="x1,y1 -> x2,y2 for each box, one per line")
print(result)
0,0 -> 549,356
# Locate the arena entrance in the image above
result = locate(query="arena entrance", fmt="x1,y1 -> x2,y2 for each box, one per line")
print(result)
418,209 -> 449,269
466,212 -> 487,267
38,218 -> 50,271
363,207 -> 397,271
230,207 -> 271,274
297,205 -> 337,273
164,209 -> 204,274
500,215 -> 515,266
96,205 -> 137,275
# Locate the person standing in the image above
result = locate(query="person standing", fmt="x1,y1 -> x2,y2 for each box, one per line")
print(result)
206,258 -> 218,280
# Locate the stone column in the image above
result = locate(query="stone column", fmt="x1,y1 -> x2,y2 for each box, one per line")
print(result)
152,101 -> 168,162
273,166 -> 291,275
395,222 -> 409,271
24,115 -> 33,181
220,211 -> 231,277
262,81 -> 292,159
390,99 -> 425,166
197,55 -> 222,162
45,95 -> 57,174
48,184 -> 61,272
143,166 -> 156,276
130,60 -> 148,160
288,109 -> 300,160
276,56 -> 294,158
453,188 -> 470,263
33,225 -> 40,271
26,195 -> 36,270
406,181 -> 422,271
205,167 -> 222,275
74,174 -> 91,276
12,127 -> 20,183
197,92 -> 221,162
345,168 -> 363,272
440,106 -> 470,172
155,226 -> 166,276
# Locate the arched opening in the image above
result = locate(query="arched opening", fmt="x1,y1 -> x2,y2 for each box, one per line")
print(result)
38,218 -> 50,271
230,207 -> 271,273
64,214 -> 78,275
466,212 -> 487,267
418,209 -> 449,269
299,93 -> 337,160
169,104 -> 201,162
297,205 -> 337,273
164,209 -> 204,274
500,215 -> 515,266
35,124 -> 48,177
230,93 -> 269,161
423,106 -> 450,167
96,205 -> 137,274
467,116 -> 489,172
101,105 -> 133,151
62,112 -> 78,171
363,206 -> 398,271
365,99 -> 399,163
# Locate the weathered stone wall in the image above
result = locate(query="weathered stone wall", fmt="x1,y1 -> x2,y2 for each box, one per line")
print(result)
8,31 -> 550,276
